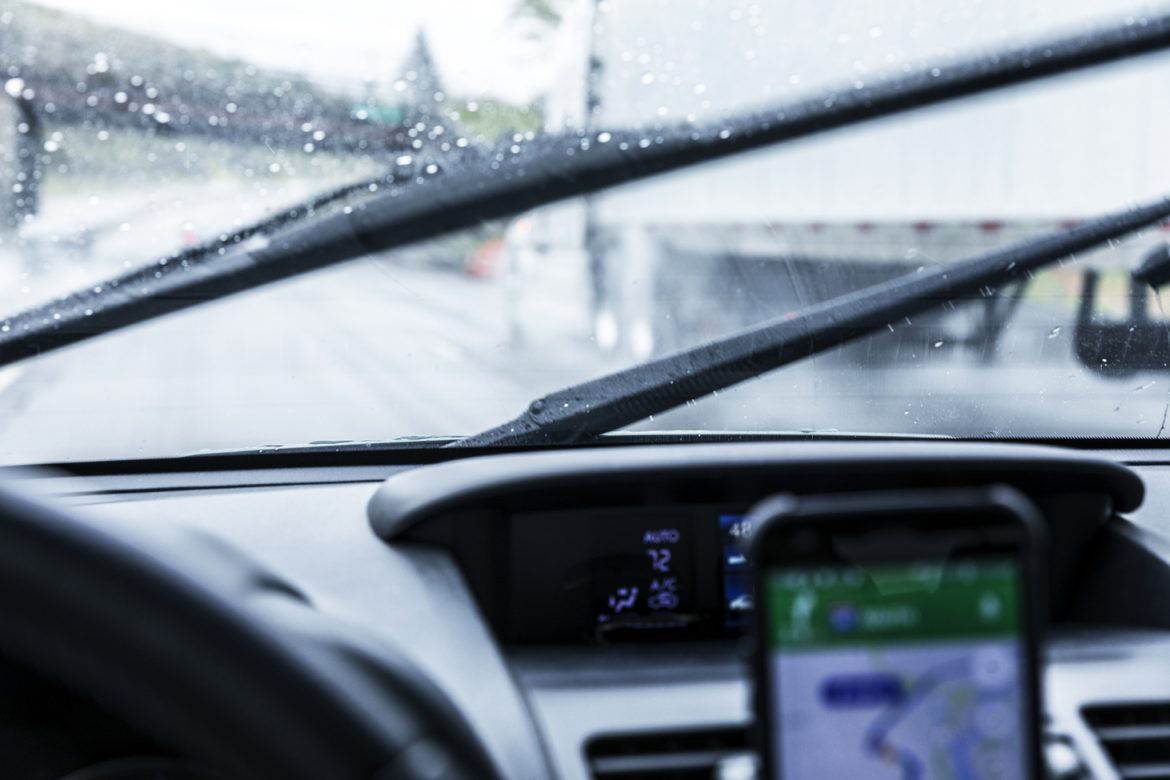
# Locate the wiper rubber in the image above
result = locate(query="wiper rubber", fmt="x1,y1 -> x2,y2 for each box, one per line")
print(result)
455,196 -> 1170,446
2,12 -> 1170,364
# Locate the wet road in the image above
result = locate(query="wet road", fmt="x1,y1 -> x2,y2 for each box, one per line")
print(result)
0,255 -> 618,462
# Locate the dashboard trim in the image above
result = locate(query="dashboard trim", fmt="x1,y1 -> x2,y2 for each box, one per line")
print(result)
368,442 -> 1144,538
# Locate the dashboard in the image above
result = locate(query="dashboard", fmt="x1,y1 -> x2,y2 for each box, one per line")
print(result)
369,443 -> 1142,648
19,440 -> 1170,779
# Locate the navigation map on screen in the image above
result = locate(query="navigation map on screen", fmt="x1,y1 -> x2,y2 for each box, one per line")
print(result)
765,559 -> 1027,779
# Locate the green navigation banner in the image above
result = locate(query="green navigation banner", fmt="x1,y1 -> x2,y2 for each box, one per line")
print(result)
765,559 -> 1019,649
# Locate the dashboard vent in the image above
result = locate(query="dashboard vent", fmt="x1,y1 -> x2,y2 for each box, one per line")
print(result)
1084,701 -> 1170,779
586,726 -> 750,779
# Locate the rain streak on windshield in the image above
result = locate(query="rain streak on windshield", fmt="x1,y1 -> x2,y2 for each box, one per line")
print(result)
0,0 -> 1169,462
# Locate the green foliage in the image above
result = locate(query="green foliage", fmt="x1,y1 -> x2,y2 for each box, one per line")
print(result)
448,99 -> 544,144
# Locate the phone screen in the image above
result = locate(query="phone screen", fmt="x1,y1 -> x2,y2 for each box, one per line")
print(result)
762,555 -> 1029,779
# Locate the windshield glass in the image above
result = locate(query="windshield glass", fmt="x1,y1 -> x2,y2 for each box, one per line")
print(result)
1,0 -> 1169,463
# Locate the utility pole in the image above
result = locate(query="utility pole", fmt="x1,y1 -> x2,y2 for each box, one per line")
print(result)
583,0 -> 608,347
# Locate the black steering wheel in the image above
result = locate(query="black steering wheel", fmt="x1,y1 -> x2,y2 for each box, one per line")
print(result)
0,482 -> 500,779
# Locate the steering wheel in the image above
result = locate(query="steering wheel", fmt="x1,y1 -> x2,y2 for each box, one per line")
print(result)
0,482 -> 500,779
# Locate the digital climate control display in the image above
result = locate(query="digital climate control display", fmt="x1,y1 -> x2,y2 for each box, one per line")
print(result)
505,506 -> 758,642
591,523 -> 695,631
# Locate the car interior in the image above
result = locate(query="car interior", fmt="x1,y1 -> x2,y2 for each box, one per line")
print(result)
0,439 -> 1168,778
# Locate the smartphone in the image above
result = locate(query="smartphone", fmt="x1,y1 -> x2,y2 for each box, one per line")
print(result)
750,486 -> 1045,780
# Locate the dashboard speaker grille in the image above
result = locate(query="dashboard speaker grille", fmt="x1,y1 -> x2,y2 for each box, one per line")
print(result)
1084,701 -> 1170,779
586,726 -> 750,779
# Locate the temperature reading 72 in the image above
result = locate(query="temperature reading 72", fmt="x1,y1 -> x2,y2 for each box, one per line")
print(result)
647,548 -> 672,572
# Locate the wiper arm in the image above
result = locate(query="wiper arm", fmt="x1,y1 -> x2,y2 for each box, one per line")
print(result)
2,11 -> 1170,366
456,196 -> 1170,447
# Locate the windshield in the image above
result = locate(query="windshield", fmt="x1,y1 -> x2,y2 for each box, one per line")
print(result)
1,0 -> 1169,463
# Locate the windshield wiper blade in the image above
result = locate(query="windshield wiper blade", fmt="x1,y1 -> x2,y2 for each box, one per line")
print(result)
157,176 -> 386,270
3,12 -> 1170,366
455,196 -> 1170,447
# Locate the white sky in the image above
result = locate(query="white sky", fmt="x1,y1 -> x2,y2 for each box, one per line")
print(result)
34,0 -> 563,102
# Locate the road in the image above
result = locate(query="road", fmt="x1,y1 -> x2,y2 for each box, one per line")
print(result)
1,182 -> 1170,464
0,253 -> 620,462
